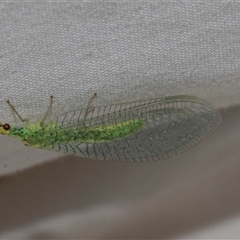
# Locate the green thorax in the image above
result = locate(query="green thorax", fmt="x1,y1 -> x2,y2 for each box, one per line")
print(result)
9,118 -> 144,148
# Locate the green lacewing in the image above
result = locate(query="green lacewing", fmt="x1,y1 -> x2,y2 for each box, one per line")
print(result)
0,94 -> 221,162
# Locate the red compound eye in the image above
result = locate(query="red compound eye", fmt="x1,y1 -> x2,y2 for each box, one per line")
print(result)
3,123 -> 11,130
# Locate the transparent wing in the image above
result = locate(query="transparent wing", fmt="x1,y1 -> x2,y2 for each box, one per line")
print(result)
49,95 -> 221,162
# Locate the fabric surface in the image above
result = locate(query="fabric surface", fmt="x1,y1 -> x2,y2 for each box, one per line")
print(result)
0,2 -> 240,239
0,1 -> 239,174
1,2 -> 240,118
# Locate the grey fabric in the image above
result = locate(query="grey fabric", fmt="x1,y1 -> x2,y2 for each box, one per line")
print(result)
0,2 -> 240,238
0,2 -> 239,123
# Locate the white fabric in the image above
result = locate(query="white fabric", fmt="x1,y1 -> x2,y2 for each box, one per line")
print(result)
0,2 -> 240,239
1,2 -> 239,121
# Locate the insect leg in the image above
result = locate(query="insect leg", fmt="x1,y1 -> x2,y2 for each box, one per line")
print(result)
6,100 -> 29,125
86,93 -> 97,115
40,96 -> 53,127
78,93 -> 97,128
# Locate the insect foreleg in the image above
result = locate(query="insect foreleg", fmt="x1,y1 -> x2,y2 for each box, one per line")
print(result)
40,96 -> 53,127
6,100 -> 29,126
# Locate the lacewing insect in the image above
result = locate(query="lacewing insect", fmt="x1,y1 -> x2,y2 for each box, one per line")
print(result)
0,94 -> 221,162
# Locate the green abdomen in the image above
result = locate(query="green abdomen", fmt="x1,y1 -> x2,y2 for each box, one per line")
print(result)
10,118 -> 144,148
74,118 -> 144,143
